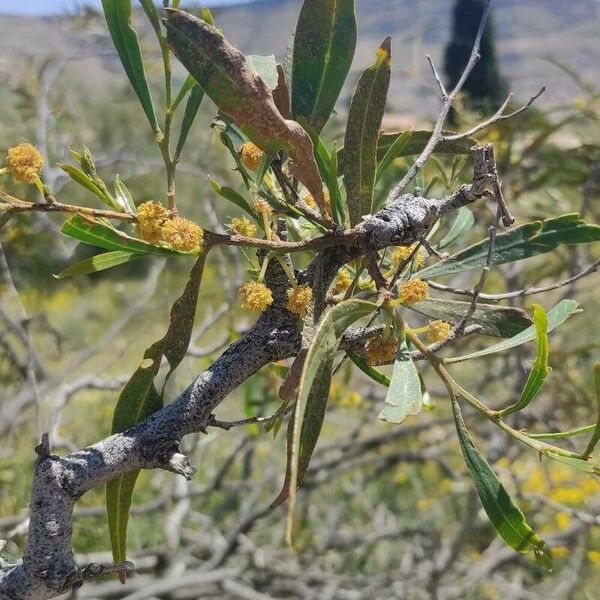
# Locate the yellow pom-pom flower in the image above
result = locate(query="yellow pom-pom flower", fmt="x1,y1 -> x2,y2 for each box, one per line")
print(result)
286,284 -> 313,318
398,278 -> 428,305
253,198 -> 274,217
6,143 -> 44,183
240,280 -> 273,312
392,244 -> 425,269
333,269 -> 352,294
365,332 -> 398,366
162,217 -> 203,252
427,320 -> 452,343
240,142 -> 264,171
136,200 -> 169,244
228,216 -> 257,238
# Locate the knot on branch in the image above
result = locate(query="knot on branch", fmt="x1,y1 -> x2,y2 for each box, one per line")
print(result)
360,194 -> 439,250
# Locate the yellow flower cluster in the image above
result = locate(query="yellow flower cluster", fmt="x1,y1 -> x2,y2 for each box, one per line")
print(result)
398,278 -> 429,305
287,284 -> 313,317
427,320 -> 452,343
162,217 -> 203,252
239,280 -> 273,312
136,201 -> 202,251
6,143 -> 44,183
392,244 -> 425,269
240,142 -> 264,171
365,332 -> 398,366
228,216 -> 257,238
333,269 -> 352,294
588,551 -> 600,568
253,198 -> 274,217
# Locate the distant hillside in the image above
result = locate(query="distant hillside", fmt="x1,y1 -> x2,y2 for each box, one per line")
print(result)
0,0 -> 598,122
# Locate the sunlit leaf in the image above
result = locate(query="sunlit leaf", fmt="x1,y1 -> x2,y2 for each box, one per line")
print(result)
501,304 -> 550,415
379,333 -> 422,424
247,54 -> 279,90
55,250 -> 142,278
452,397 -> 552,570
447,299 -> 580,364
58,163 -> 116,209
101,0 -> 160,135
291,0 -> 357,132
114,175 -> 136,214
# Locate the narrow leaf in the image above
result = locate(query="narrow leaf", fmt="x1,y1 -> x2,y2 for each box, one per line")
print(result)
452,397 -> 552,569
379,333 -> 422,424
447,299 -> 580,364
272,299 -> 377,509
174,84 -> 205,160
344,38 -> 391,226
55,250 -> 142,278
101,0 -> 160,134
58,163 -> 115,208
349,352 -> 391,387
107,254 -> 208,565
583,363 -> 600,458
437,207 -> 475,249
409,297 -> 532,339
501,304 -> 550,415
208,177 -> 260,224
291,0 -> 357,132
114,175 -> 136,214
419,214 -> 600,280
61,214 -> 188,256
376,130 -> 412,182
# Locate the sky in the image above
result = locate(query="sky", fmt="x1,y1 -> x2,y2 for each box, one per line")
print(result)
0,0 -> 251,15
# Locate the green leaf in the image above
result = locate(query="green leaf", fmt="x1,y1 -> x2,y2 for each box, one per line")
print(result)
291,0 -> 357,132
174,83 -> 205,160
409,297 -> 532,338
107,254 -> 208,565
114,175 -> 136,214
379,333 -> 422,424
349,352 -> 390,387
58,164 -> 116,209
55,251 -> 142,278
583,363 -> 600,458
501,304 -> 550,416
344,38 -> 391,226
419,214 -> 600,280
272,299 -> 377,509
138,0 -> 161,36
61,214 -> 188,257
437,207 -> 475,249
170,74 -> 198,113
447,299 -> 580,364
328,141 -> 346,226
101,0 -> 160,135
247,54 -> 279,90
376,130 -> 412,182
208,177 -> 260,224
545,453 -> 600,476
452,396 -> 552,569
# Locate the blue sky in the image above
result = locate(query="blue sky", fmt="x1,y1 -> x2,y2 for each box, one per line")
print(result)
0,1 -> 251,15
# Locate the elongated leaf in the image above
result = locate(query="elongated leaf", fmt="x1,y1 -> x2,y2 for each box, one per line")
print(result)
338,130 -> 476,169
61,214 -> 188,256
447,299 -> 580,364
379,334 -> 422,424
376,130 -> 412,182
546,452 -> 600,475
107,254 -> 208,566
174,84 -> 205,160
419,214 -> 600,280
344,38 -> 391,226
272,299 -> 377,509
101,0 -> 160,135
291,0 -> 357,132
349,352 -> 391,386
171,74 -> 198,113
501,304 -> 550,415
409,297 -> 532,338
452,397 -> 552,569
437,207 -> 475,249
58,163 -> 115,208
114,175 -> 136,214
583,363 -> 600,458
139,0 -> 160,36
165,9 -> 327,213
328,141 -> 346,226
55,250 -> 142,278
